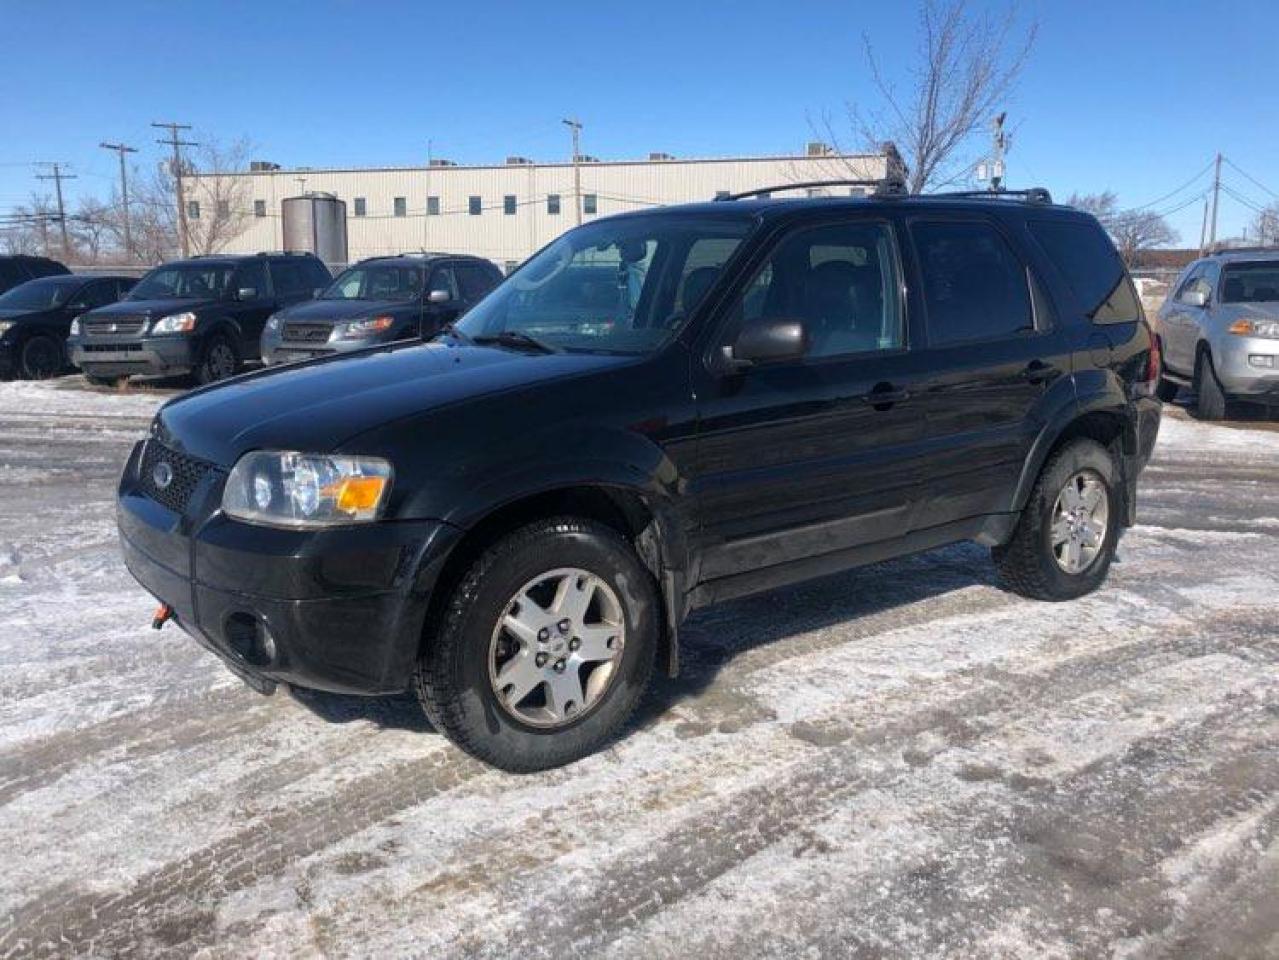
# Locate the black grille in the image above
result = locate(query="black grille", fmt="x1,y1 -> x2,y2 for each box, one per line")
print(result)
86,317 -> 146,336
139,440 -> 213,514
82,343 -> 143,353
282,322 -> 332,344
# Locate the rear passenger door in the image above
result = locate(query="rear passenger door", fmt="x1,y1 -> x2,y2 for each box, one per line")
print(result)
904,216 -> 1071,528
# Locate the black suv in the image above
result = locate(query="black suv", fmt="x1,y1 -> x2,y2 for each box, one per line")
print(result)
116,182 -> 1161,772
69,252 -> 331,386
261,253 -> 502,365
0,254 -> 69,296
0,274 -> 135,379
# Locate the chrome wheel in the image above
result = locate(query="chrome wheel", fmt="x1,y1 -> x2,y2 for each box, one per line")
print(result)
488,568 -> 625,729
1051,469 -> 1109,574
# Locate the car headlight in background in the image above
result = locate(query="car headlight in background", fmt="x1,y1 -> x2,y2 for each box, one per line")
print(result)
336,316 -> 394,340
1228,318 -> 1279,339
68,319 -> 80,336
266,314 -> 281,332
222,451 -> 393,527
0,321 -> 14,336
151,311 -> 197,334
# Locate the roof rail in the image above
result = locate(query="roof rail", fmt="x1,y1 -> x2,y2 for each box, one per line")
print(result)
1207,244 -> 1279,256
715,176 -> 908,202
254,249 -> 318,257
927,187 -> 1054,204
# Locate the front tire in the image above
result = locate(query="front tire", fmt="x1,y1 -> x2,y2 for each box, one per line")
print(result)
195,333 -> 239,385
1195,349 -> 1228,421
993,438 -> 1121,602
415,517 -> 659,772
1155,377 -> 1179,403
19,334 -> 64,380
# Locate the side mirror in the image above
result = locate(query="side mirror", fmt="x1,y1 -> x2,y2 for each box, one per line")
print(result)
235,287 -> 258,301
724,317 -> 808,369
427,288 -> 453,305
1183,289 -> 1208,308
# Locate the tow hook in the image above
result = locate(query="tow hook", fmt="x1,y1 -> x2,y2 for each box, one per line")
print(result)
151,603 -> 174,630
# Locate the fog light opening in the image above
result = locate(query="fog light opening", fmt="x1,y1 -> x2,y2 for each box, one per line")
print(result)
224,612 -> 277,667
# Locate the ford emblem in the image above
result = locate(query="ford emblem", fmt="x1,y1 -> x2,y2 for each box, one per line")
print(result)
152,461 -> 174,490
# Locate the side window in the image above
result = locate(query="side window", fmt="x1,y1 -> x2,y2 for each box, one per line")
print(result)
78,280 -> 116,308
307,260 -> 332,291
1176,265 -> 1212,305
117,279 -> 137,299
270,261 -> 311,298
1029,218 -> 1138,323
455,263 -> 497,302
725,220 -> 904,359
233,261 -> 268,297
675,237 -> 740,315
428,266 -> 459,300
912,220 -> 1033,345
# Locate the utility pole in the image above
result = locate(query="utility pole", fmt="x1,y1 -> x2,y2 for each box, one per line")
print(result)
152,121 -> 198,257
562,118 -> 583,226
1199,196 -> 1211,255
34,162 -> 76,260
990,112 -> 1007,192
99,141 -> 138,260
1207,151 -> 1223,251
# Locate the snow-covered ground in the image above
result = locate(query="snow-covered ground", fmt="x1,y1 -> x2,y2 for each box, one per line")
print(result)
1,379 -> 1277,959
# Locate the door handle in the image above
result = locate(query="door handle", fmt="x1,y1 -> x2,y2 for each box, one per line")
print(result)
859,384 -> 910,409
1019,360 -> 1053,384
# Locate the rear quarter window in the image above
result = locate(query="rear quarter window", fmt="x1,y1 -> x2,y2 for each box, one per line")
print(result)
1030,218 -> 1140,324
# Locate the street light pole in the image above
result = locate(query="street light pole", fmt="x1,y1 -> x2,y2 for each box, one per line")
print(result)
562,118 -> 582,226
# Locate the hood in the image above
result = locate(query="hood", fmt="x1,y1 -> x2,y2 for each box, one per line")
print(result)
0,307 -> 58,323
85,297 -> 219,319
276,298 -> 416,323
156,340 -> 634,466
1220,301 -> 1279,320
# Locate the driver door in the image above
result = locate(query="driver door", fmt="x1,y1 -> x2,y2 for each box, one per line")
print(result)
229,261 -> 273,359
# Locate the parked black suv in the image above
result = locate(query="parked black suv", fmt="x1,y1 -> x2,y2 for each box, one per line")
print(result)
261,253 -> 502,365
117,182 -> 1161,772
0,254 -> 70,296
69,252 -> 331,385
0,274 -> 135,379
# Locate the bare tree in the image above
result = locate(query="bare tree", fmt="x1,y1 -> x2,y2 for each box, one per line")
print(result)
1065,191 -> 1119,230
70,197 -> 115,263
837,0 -> 1036,193
1252,202 -> 1279,246
1109,210 -> 1179,268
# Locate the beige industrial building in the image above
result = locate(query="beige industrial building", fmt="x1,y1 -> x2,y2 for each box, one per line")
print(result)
189,144 -> 889,271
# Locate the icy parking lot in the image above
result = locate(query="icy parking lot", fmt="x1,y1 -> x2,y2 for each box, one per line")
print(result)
1,379 -> 1277,959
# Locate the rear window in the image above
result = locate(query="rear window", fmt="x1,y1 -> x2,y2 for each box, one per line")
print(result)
1030,219 -> 1139,324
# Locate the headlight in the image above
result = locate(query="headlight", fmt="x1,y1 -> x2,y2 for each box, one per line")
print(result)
1229,318 -> 1279,339
0,321 -> 14,336
68,319 -> 80,336
336,315 -> 395,340
222,451 -> 393,527
151,311 -> 197,334
266,314 -> 281,332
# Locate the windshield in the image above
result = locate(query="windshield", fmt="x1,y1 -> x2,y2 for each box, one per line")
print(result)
321,264 -> 424,301
0,277 -> 77,311
1221,262 -> 1279,303
129,263 -> 234,300
453,213 -> 754,354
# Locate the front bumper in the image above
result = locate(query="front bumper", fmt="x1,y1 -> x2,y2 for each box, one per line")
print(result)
70,335 -> 196,377
1213,334 -> 1279,397
117,440 -> 461,695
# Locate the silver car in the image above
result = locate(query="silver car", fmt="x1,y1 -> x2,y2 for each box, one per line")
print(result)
1156,248 -> 1279,418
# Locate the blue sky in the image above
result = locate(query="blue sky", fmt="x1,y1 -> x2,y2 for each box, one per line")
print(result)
2,0 -> 1276,245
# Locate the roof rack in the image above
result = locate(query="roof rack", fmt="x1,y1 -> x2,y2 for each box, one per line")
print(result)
1207,244 -> 1279,256
926,187 -> 1054,204
253,249 -> 319,257
715,176 -> 908,202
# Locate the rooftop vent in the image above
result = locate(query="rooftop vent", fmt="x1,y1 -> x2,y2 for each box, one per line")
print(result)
429,159 -> 457,167
575,154 -> 600,163
648,152 -> 675,161
806,141 -> 835,157
249,160 -> 281,172
505,156 -> 534,165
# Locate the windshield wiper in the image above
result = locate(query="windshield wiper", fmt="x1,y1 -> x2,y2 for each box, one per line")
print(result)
472,331 -> 561,354
435,322 -> 473,344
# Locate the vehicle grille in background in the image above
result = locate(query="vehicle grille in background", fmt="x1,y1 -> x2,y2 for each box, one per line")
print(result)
139,440 -> 213,514
85,317 -> 146,336
282,322 -> 332,344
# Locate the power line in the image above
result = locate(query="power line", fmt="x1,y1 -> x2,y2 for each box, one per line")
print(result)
1130,157 -> 1216,213
100,141 -> 139,257
152,121 -> 198,258
1222,157 -> 1278,202
33,162 -> 77,258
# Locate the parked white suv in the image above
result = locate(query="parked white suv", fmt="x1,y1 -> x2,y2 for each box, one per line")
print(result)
1156,248 -> 1279,418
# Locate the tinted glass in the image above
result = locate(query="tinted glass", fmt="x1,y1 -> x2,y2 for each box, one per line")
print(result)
913,220 -> 1032,344
270,260 -> 320,297
233,262 -> 268,296
456,214 -> 753,355
455,263 -> 498,301
429,267 -> 458,300
130,263 -> 234,300
1221,262 -> 1279,303
78,279 -> 118,308
0,277 -> 79,310
322,264 -> 423,301
725,220 -> 903,358
1029,218 -> 1137,323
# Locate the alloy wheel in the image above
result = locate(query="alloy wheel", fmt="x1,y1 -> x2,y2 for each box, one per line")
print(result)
1050,469 -> 1110,574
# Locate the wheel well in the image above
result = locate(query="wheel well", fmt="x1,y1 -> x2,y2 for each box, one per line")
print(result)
1053,410 -> 1129,458
418,485 -> 670,665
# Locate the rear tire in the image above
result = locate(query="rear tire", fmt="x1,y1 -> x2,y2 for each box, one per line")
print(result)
414,517 -> 659,772
1154,377 -> 1179,403
195,333 -> 239,385
993,438 -> 1121,602
84,373 -> 126,388
18,334 -> 64,380
1195,349 -> 1228,421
